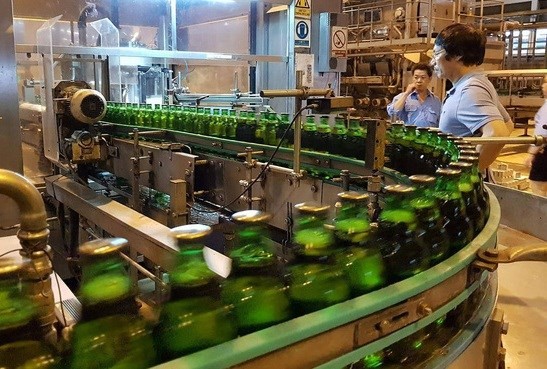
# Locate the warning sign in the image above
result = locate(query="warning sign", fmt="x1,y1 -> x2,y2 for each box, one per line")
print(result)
331,26 -> 348,58
295,0 -> 311,18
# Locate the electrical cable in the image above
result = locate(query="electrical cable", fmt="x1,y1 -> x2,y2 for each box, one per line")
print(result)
190,104 -> 317,215
0,249 -> 20,258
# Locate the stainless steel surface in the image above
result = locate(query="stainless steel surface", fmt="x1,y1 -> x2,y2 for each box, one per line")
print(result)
15,44 -> 288,64
45,175 -> 179,271
0,0 -> 22,174
173,93 -> 265,106
486,183 -> 547,241
260,88 -> 331,98
107,137 -> 198,199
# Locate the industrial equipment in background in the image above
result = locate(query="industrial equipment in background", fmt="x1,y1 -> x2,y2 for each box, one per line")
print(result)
3,0 -> 547,368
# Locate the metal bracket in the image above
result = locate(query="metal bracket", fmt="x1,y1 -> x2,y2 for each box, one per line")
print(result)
474,243 -> 547,271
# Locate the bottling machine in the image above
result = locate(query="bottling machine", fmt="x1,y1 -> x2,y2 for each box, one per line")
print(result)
3,0 -> 547,368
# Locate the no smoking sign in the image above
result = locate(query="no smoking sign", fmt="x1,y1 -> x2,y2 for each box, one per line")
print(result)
331,26 -> 348,58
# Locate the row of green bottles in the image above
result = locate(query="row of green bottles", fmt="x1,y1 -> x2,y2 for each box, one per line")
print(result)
104,102 -> 292,146
386,123 -> 462,175
0,258 -> 61,369
302,116 -> 367,159
104,102 -> 372,159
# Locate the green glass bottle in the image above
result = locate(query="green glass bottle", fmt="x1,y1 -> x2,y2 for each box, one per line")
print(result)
459,153 -> 489,219
254,112 -> 266,144
143,104 -> 154,128
434,168 -> 474,254
103,101 -> 113,122
425,127 -> 444,170
375,185 -> 430,282
172,105 -> 183,131
226,109 -> 237,139
150,104 -> 161,128
409,175 -> 450,264
401,125 -> 421,175
334,191 -> 386,296
167,105 -> 176,130
301,115 -> 317,151
346,118 -> 366,159
119,103 -> 129,125
288,203 -> 350,314
384,328 -> 430,365
155,225 -> 236,360
222,210 -> 291,334
0,258 -> 61,369
185,107 -> 196,133
449,161 -> 486,236
436,132 -> 454,167
362,351 -> 384,368
275,113 -> 292,147
315,115 -> 331,152
69,238 -> 156,369
0,259 -> 39,343
210,108 -> 226,137
329,116 -> 347,156
134,104 -> 144,127
235,111 -> 248,142
264,112 -> 279,145
415,127 -> 435,175
219,109 -> 231,138
386,122 -> 405,172
245,111 -> 258,142
196,107 -> 208,135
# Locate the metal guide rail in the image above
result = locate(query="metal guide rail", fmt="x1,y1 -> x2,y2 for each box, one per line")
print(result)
148,189 -> 502,369
98,122 -> 404,184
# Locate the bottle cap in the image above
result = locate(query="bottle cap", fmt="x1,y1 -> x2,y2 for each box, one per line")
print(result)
459,149 -> 479,156
79,238 -> 128,259
436,168 -> 461,177
231,210 -> 271,224
449,161 -> 473,172
409,174 -> 436,185
384,184 -> 416,195
294,202 -> 330,214
459,155 -> 479,164
172,224 -> 212,242
337,191 -> 370,202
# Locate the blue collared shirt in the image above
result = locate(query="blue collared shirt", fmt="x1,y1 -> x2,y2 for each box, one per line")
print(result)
535,100 -> 547,136
386,90 -> 442,127
439,72 -> 511,137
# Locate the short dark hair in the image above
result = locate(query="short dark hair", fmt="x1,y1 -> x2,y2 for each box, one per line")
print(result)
411,63 -> 433,78
435,23 -> 486,66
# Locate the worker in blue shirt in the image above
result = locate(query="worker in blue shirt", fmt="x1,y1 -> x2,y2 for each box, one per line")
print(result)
386,63 -> 442,127
430,23 -> 513,170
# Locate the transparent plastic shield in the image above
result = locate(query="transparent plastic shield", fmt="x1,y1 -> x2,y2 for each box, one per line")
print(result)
36,15 -> 62,163
89,18 -> 122,102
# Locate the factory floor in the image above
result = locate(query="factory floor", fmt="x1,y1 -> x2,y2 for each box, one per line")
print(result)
497,225 -> 547,369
